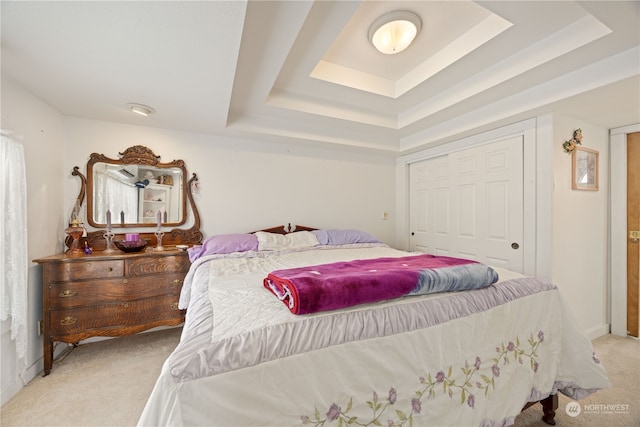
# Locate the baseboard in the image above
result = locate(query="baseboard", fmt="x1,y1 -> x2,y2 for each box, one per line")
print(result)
1,355 -> 42,406
1,342 -> 73,406
1,379 -> 23,406
586,323 -> 610,340
21,357 -> 43,386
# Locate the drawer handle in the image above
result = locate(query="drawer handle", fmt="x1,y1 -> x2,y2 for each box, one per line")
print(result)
171,279 -> 183,285
122,303 -> 129,308
59,290 -> 77,298
107,267 -> 113,272
170,303 -> 179,310
60,317 -> 77,326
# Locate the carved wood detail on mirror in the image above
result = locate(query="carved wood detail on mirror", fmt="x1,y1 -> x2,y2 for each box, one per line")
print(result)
67,145 -> 203,251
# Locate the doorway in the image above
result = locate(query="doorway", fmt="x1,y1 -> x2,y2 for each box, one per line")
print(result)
610,124 -> 640,337
627,132 -> 639,337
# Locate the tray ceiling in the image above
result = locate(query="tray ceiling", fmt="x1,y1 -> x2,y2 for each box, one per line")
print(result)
2,1 -> 638,154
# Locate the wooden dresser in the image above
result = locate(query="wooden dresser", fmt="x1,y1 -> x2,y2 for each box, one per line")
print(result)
34,249 -> 189,376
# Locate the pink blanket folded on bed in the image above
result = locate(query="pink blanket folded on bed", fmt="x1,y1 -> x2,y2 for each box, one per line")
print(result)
263,254 -> 498,314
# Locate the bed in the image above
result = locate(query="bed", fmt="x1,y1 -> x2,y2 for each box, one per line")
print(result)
138,225 -> 609,427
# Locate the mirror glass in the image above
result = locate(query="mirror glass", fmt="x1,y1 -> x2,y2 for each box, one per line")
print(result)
86,147 -> 187,228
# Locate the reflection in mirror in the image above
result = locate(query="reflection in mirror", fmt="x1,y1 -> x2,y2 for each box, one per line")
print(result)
92,163 -> 184,225
85,145 -> 188,228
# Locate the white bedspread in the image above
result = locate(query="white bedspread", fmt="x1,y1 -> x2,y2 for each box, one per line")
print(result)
139,245 -> 609,427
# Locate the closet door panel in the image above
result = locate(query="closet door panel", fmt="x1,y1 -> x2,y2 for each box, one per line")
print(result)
409,136 -> 524,272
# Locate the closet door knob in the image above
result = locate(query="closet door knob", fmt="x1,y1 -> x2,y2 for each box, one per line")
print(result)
511,242 -> 520,250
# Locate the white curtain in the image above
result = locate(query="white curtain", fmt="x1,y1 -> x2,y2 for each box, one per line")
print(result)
0,130 -> 28,363
94,172 -> 139,224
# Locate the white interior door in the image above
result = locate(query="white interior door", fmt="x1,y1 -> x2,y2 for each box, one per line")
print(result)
409,136 -> 524,272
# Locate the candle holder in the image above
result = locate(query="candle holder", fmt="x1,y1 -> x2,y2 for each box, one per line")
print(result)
153,229 -> 165,251
65,220 -> 85,256
103,228 -> 118,253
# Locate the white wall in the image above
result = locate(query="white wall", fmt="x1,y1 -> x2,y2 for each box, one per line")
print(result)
1,77 -> 65,405
63,117 -> 397,244
551,115 -> 610,338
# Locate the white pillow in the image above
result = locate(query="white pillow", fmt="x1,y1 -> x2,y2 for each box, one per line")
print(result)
254,231 -> 319,251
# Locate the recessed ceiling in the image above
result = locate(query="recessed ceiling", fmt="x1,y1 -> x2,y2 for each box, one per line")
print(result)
2,1 -> 639,155
310,1 -> 512,98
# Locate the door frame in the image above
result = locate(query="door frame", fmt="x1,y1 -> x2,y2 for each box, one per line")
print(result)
396,118 -> 547,278
610,123 -> 640,336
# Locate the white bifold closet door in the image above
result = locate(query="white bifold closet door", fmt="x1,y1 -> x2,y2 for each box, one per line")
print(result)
409,136 -> 524,272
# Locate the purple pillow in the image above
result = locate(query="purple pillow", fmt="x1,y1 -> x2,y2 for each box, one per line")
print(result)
188,234 -> 258,262
311,229 -> 380,245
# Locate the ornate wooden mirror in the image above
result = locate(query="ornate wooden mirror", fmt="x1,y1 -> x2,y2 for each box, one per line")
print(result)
71,145 -> 202,250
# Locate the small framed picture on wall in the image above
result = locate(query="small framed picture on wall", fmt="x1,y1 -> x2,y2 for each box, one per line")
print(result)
572,146 -> 599,191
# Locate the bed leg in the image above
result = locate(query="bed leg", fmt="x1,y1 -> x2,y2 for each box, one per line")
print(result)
541,394 -> 558,425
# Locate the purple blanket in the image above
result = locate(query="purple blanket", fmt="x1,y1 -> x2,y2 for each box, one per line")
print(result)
263,254 -> 498,314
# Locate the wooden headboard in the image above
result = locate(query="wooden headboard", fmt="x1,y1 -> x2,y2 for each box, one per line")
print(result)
254,223 -> 317,235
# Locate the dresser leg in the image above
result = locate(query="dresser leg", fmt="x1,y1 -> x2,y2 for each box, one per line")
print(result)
43,338 -> 53,376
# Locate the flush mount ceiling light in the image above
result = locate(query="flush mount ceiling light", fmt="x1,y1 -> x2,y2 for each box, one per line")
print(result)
368,10 -> 422,55
127,103 -> 155,117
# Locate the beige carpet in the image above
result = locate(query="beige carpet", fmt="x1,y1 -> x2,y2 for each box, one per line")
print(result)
1,328 -> 182,427
514,333 -> 639,427
1,330 -> 638,427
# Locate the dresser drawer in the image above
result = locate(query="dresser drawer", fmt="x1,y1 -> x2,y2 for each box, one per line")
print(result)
48,273 -> 185,308
49,295 -> 183,336
48,260 -> 125,281
127,255 -> 190,276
